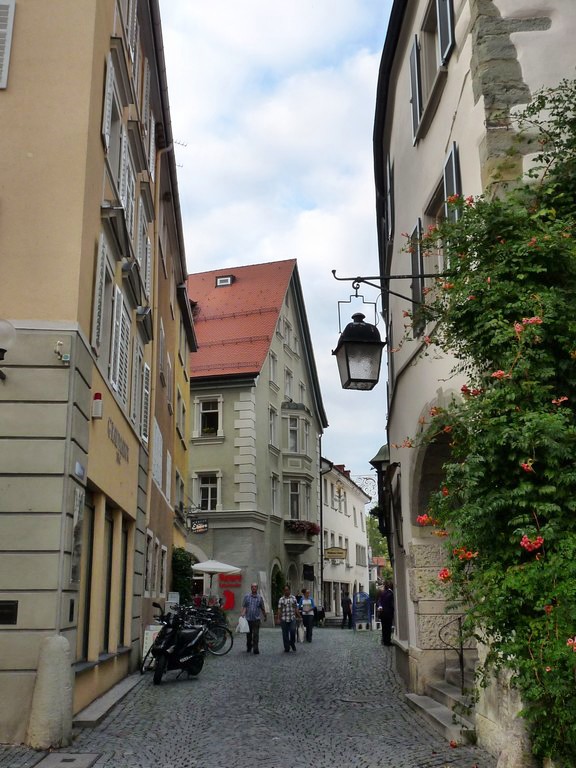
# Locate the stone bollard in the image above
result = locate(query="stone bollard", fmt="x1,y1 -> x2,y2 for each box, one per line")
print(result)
26,635 -> 73,750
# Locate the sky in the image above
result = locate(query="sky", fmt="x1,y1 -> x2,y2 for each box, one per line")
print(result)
158,1 -> 393,486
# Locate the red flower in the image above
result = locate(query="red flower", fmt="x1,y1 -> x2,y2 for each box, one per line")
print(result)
441,486 -> 449,497
522,316 -> 543,325
491,370 -> 511,380
520,460 -> 535,473
552,396 -> 568,405
520,534 -> 544,552
438,568 -> 452,583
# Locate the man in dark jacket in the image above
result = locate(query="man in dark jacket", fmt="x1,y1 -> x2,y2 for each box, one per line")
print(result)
341,591 -> 352,629
376,581 -> 394,646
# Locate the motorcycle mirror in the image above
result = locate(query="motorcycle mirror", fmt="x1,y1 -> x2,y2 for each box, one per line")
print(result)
152,602 -> 162,610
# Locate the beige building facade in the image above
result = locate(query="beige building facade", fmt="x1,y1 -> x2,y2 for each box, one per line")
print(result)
0,0 -> 194,746
372,0 -> 576,759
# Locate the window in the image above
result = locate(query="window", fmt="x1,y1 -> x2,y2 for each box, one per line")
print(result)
193,396 -> 223,438
159,546 -> 167,597
148,109 -> 156,181
141,363 -> 151,442
269,406 -> 278,447
384,155 -> 394,244
198,474 -> 218,511
0,1 -> 15,89
303,421 -> 310,455
338,535 -> 343,549
175,470 -> 185,513
284,368 -> 293,399
353,507 -> 358,527
288,416 -> 299,452
271,475 -> 279,515
109,286 -> 132,406
91,233 -> 115,360
216,275 -> 234,286
299,381 -> 306,403
152,419 -> 163,489
158,320 -> 166,385
201,400 -> 219,435
443,142 -> 461,222
176,388 -> 186,440
289,481 -> 300,519
137,199 -> 152,299
144,530 -> 153,596
283,319 -> 292,348
165,451 -> 172,504
323,529 -> 328,549
410,0 -> 455,142
330,532 -> 335,547
356,545 -> 367,567
360,513 -> 365,532
130,337 -> 144,426
344,538 -> 350,563
323,478 -> 328,505
269,351 -> 278,384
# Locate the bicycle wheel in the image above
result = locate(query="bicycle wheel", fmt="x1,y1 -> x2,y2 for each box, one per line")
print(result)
205,624 -> 234,656
140,645 -> 155,674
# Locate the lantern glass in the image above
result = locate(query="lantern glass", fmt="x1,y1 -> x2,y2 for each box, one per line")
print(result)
332,313 -> 385,390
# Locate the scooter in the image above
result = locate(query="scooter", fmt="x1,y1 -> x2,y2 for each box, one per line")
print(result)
150,602 -> 207,685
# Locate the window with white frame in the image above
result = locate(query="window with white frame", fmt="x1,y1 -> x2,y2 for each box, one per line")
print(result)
193,396 -> 223,438
323,529 -> 329,549
356,544 -> 367,567
152,538 -> 159,596
299,381 -> 306,403
269,406 -> 278,447
269,351 -> 278,384
289,481 -> 300,519
141,363 -> 151,442
304,483 -> 311,519
283,319 -> 292,348
284,368 -> 293,399
271,474 -> 279,516
288,416 -> 299,452
0,0 -> 16,89
303,420 -> 310,455
360,513 -> 365,532
323,477 -> 328,504
198,474 -> 218,511
345,537 -> 350,563
330,531 -> 335,547
166,354 -> 173,413
353,507 -> 358,527
137,199 -> 152,299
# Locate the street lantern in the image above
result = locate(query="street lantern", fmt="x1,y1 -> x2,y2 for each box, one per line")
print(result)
332,313 -> 385,391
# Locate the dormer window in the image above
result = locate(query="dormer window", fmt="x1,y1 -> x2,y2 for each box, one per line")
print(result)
216,275 -> 235,287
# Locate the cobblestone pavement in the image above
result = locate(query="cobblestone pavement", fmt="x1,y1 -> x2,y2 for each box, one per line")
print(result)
0,628 -> 497,768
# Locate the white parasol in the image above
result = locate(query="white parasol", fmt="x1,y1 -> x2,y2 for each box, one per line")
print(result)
191,560 -> 242,594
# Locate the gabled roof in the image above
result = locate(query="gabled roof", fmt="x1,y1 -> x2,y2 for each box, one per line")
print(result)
186,260 -> 328,427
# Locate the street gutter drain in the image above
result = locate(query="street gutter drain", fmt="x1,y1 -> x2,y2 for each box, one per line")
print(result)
34,754 -> 100,768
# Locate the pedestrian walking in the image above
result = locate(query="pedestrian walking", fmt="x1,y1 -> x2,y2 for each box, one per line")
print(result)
298,588 -> 315,642
376,581 -> 394,646
240,582 -> 267,654
341,591 -> 352,629
277,584 -> 301,652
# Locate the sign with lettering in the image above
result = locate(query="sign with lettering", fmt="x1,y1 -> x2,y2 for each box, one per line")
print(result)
190,518 -> 208,534
107,418 -> 129,464
324,546 -> 347,560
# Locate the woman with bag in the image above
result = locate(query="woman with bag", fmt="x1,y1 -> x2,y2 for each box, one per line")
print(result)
298,589 -> 315,642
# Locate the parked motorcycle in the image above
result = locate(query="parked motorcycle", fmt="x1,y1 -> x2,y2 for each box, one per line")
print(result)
149,602 -> 207,685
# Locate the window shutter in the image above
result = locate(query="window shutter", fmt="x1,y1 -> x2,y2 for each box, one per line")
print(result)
109,285 -> 123,390
385,155 -> 394,241
91,234 -> 107,355
137,198 -> 145,266
409,36 -> 422,141
101,53 -> 115,150
141,363 -> 151,442
119,126 -> 128,205
437,0 -> 455,65
142,58 -> 151,130
126,0 -> 138,60
411,219 -> 425,336
148,110 -> 156,181
124,159 -> 136,242
117,304 -> 131,405
166,451 -> 172,504
130,338 -> 143,424
0,1 -> 16,90
443,142 -> 462,222
144,236 -> 152,298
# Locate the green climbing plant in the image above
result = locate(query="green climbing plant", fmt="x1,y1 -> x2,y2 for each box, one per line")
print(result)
405,79 -> 576,765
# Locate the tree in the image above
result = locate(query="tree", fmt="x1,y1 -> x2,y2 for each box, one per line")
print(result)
409,79 -> 576,765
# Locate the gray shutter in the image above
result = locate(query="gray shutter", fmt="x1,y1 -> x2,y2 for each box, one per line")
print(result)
0,0 -> 16,89
130,337 -> 143,425
109,285 -> 123,390
409,36 -> 422,141
437,0 -> 454,65
141,363 -> 151,442
91,234 -> 107,354
411,219 -> 425,336
117,304 -> 131,405
443,142 -> 461,221
101,53 -> 115,150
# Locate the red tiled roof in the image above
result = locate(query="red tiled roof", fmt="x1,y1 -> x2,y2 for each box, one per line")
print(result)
187,260 -> 296,380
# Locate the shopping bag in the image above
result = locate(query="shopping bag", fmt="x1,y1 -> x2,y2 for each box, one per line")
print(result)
297,622 -> 305,643
236,616 -> 250,633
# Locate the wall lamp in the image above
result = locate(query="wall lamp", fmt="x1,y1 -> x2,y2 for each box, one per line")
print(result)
0,319 -> 16,381
331,270 -> 448,391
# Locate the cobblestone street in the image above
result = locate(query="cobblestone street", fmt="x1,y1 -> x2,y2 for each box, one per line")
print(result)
1,628 -> 497,768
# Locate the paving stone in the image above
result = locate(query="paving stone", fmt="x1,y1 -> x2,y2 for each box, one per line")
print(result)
0,629 -> 496,768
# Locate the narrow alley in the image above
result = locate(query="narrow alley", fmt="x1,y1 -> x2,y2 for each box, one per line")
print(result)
1,628 -> 496,768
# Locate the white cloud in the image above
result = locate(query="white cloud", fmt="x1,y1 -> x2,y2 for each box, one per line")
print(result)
160,0 -> 392,477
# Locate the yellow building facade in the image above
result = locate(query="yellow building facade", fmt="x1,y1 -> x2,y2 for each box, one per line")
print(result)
0,0 -> 194,746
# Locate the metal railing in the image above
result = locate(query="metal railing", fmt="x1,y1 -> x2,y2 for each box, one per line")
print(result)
438,615 -> 465,695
